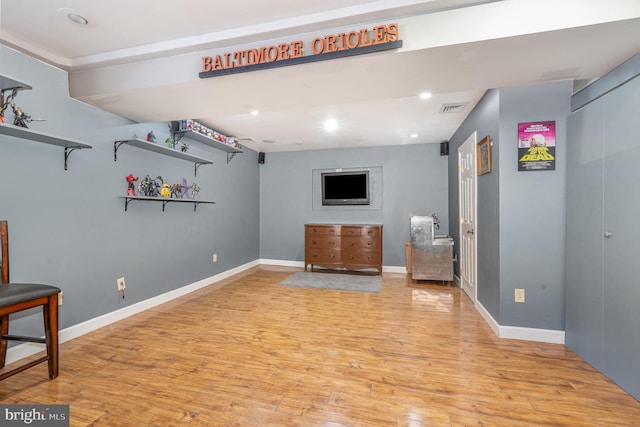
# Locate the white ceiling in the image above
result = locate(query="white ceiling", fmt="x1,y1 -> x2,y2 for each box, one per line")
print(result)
1,0 -> 640,153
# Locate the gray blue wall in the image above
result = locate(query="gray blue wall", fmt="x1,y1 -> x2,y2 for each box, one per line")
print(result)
497,81 -> 570,330
1,45 -> 259,336
447,81 -> 571,331
259,144 -> 449,267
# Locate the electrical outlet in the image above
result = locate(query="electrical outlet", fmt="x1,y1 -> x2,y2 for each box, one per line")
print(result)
117,277 -> 126,291
58,291 -> 63,306
515,288 -> 525,303
212,253 -> 217,263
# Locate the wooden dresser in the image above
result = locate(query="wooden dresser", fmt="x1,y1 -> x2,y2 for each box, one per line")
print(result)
304,224 -> 383,275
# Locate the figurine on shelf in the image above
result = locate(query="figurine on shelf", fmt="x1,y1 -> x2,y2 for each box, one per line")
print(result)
11,102 -> 32,128
180,178 -> 191,199
125,173 -> 139,196
146,131 -> 157,143
138,175 -> 163,197
165,136 -> 175,149
0,88 -> 18,125
180,141 -> 188,152
160,183 -> 171,198
191,182 -> 200,199
170,181 -> 183,199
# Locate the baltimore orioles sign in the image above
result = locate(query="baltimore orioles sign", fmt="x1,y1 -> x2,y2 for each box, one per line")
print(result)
200,23 -> 401,78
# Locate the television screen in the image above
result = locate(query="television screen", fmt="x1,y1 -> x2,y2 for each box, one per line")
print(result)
321,171 -> 370,206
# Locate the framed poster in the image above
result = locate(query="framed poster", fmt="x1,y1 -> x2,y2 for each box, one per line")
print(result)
518,121 -> 556,171
477,135 -> 491,175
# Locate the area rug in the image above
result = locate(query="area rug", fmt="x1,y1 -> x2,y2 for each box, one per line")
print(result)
280,272 -> 382,293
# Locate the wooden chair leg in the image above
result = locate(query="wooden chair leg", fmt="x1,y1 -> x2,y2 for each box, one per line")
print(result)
0,314 -> 8,368
43,295 -> 59,379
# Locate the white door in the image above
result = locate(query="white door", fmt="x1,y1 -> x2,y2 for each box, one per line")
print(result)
458,132 -> 477,301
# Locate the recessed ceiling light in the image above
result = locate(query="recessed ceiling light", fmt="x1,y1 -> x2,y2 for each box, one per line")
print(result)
262,139 -> 275,144
324,119 -> 338,132
67,13 -> 88,25
409,133 -> 419,138
58,8 -> 88,25
250,110 -> 259,116
419,92 -> 432,99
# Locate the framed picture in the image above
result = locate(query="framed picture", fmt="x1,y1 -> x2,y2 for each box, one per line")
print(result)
518,121 -> 556,171
477,135 -> 492,175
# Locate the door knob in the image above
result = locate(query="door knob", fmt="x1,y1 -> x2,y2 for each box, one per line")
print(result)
604,231 -> 612,238
467,229 -> 474,234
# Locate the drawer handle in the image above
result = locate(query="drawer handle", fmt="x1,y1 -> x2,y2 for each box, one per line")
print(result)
330,253 -> 335,259
348,241 -> 354,246
367,242 -> 372,247
367,230 -> 373,234
349,230 -> 355,234
330,241 -> 335,245
312,228 -> 317,233
330,229 -> 335,233
312,252 -> 317,258
367,256 -> 373,260
312,239 -> 317,244
349,255 -> 354,260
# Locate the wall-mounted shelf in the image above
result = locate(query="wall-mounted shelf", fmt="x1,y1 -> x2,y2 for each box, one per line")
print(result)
1,74 -> 91,170
0,123 -> 93,170
172,121 -> 242,164
0,75 -> 32,91
118,196 -> 216,212
114,138 -> 213,176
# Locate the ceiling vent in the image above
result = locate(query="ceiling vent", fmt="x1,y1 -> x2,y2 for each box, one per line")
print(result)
439,102 -> 468,114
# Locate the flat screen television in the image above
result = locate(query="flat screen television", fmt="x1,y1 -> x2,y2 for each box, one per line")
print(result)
321,170 -> 370,206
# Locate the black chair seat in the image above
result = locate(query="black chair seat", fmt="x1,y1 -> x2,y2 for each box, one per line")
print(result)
0,283 -> 61,308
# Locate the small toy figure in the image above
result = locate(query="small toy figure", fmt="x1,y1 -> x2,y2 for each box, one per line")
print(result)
170,181 -> 183,199
160,183 -> 171,198
180,178 -> 191,198
138,175 -> 163,197
165,136 -> 175,149
191,182 -> 200,199
11,102 -> 31,128
181,141 -> 188,152
125,173 -> 139,196
1,88 -> 18,125
146,131 -> 157,143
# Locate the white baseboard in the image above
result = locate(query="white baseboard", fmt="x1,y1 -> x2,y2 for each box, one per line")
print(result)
474,299 -> 565,344
5,260 -> 259,365
258,259 -> 304,268
382,265 -> 408,273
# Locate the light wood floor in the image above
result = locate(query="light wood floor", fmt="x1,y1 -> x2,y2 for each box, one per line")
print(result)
2,265 -> 639,426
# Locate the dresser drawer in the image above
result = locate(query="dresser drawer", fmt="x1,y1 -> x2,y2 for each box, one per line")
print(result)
342,226 -> 380,237
342,236 -> 381,250
341,226 -> 363,237
306,235 -> 341,248
305,248 -> 341,263
342,250 -> 381,266
306,225 -> 340,236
